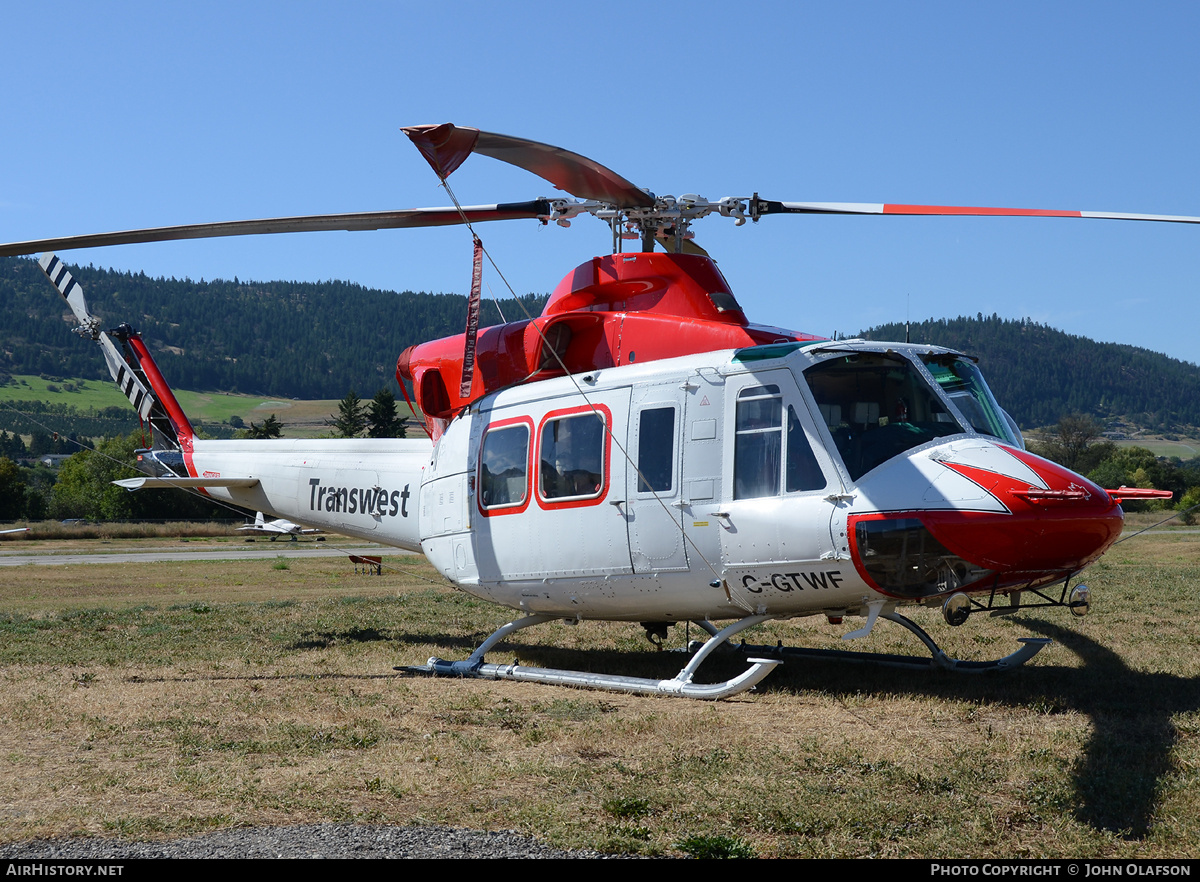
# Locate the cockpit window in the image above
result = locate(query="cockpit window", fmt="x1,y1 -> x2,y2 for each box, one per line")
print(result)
804,353 -> 965,480
921,355 -> 1022,447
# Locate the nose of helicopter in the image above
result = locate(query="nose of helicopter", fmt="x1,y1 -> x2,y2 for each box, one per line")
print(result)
919,443 -> 1123,575
850,440 -> 1124,597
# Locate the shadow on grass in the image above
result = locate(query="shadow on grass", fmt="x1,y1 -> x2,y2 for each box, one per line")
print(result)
287,627 -> 390,650
748,616 -> 1198,840
1019,619 -> 1193,839
399,615 -> 1198,841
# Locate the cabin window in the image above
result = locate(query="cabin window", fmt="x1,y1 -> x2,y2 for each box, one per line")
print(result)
853,516 -> 995,598
734,385 -> 783,499
637,407 -> 676,493
804,353 -> 965,481
539,410 -> 607,502
479,423 -> 530,511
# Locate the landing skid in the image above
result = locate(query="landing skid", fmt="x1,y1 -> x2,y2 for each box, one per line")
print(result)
401,613 -> 783,700
699,611 -> 1051,673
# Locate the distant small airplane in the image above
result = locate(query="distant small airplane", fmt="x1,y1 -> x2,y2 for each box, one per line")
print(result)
237,512 -> 322,541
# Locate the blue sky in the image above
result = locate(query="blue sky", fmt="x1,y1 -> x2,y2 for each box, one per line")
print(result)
3,1 -> 1198,366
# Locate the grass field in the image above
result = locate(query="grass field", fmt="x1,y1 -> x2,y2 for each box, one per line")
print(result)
1,375 -> 415,439
1115,438 -> 1200,458
0,526 -> 1197,858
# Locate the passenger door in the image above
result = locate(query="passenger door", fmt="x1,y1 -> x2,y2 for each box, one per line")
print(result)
625,385 -> 689,573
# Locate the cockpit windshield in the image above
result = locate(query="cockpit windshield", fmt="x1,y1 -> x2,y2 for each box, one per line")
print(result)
803,352 -> 965,480
920,354 -> 1022,448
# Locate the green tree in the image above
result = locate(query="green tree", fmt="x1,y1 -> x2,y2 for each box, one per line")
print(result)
1087,445 -> 1183,512
51,435 -> 233,521
23,482 -> 47,520
0,431 -> 26,459
366,388 -> 406,439
1179,486 -> 1200,526
51,436 -> 141,520
244,414 -> 283,439
0,457 -> 26,520
328,390 -> 367,438
29,430 -> 52,456
1033,414 -> 1114,474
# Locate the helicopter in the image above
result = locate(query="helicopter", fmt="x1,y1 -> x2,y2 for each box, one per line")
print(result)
0,123 -> 1187,700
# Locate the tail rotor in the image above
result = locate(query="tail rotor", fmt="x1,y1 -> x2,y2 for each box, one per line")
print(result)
38,254 -> 173,435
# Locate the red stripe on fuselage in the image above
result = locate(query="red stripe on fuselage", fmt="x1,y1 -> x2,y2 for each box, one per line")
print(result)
929,451 -> 1122,573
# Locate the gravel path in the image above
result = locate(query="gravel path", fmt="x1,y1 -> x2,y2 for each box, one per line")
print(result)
0,824 -> 619,859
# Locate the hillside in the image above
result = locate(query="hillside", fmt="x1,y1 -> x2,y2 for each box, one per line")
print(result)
860,316 -> 1200,432
0,256 -> 546,401
4,258 -> 1198,435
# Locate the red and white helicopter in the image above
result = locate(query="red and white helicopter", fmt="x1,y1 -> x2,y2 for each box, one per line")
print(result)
1,124 -> 1187,699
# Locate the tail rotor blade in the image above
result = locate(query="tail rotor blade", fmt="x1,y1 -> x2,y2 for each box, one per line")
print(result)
36,254 -> 157,421
98,332 -> 156,421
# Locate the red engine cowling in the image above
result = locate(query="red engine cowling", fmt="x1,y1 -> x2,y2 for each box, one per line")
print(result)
397,251 -> 823,438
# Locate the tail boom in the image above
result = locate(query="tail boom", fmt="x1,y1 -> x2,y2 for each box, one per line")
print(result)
183,437 -> 431,552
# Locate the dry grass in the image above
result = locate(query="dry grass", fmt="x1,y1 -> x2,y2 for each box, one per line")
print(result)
0,531 -> 1197,857
4,521 -> 241,542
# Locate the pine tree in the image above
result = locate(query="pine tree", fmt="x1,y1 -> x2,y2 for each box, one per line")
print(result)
367,388 -> 406,438
0,457 -> 25,520
328,391 -> 367,438
245,414 -> 283,439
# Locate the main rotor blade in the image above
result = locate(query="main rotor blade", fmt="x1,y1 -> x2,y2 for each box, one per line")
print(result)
757,200 -> 1200,225
403,124 -> 656,209
0,200 -> 551,256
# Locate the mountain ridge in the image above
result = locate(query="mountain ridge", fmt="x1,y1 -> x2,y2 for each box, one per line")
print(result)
859,316 -> 1200,431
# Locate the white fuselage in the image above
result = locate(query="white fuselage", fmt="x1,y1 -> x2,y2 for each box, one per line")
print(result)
186,342 -> 1110,624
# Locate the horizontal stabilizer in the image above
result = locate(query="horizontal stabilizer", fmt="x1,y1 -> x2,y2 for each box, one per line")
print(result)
114,477 -> 260,491
1105,487 -> 1175,502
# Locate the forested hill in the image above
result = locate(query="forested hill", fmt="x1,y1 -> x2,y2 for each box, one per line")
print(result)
0,256 -> 547,400
5,257 -> 1197,432
860,316 -> 1200,431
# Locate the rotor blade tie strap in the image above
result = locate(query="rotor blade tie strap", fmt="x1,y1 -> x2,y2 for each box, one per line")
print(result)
460,236 -> 484,399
